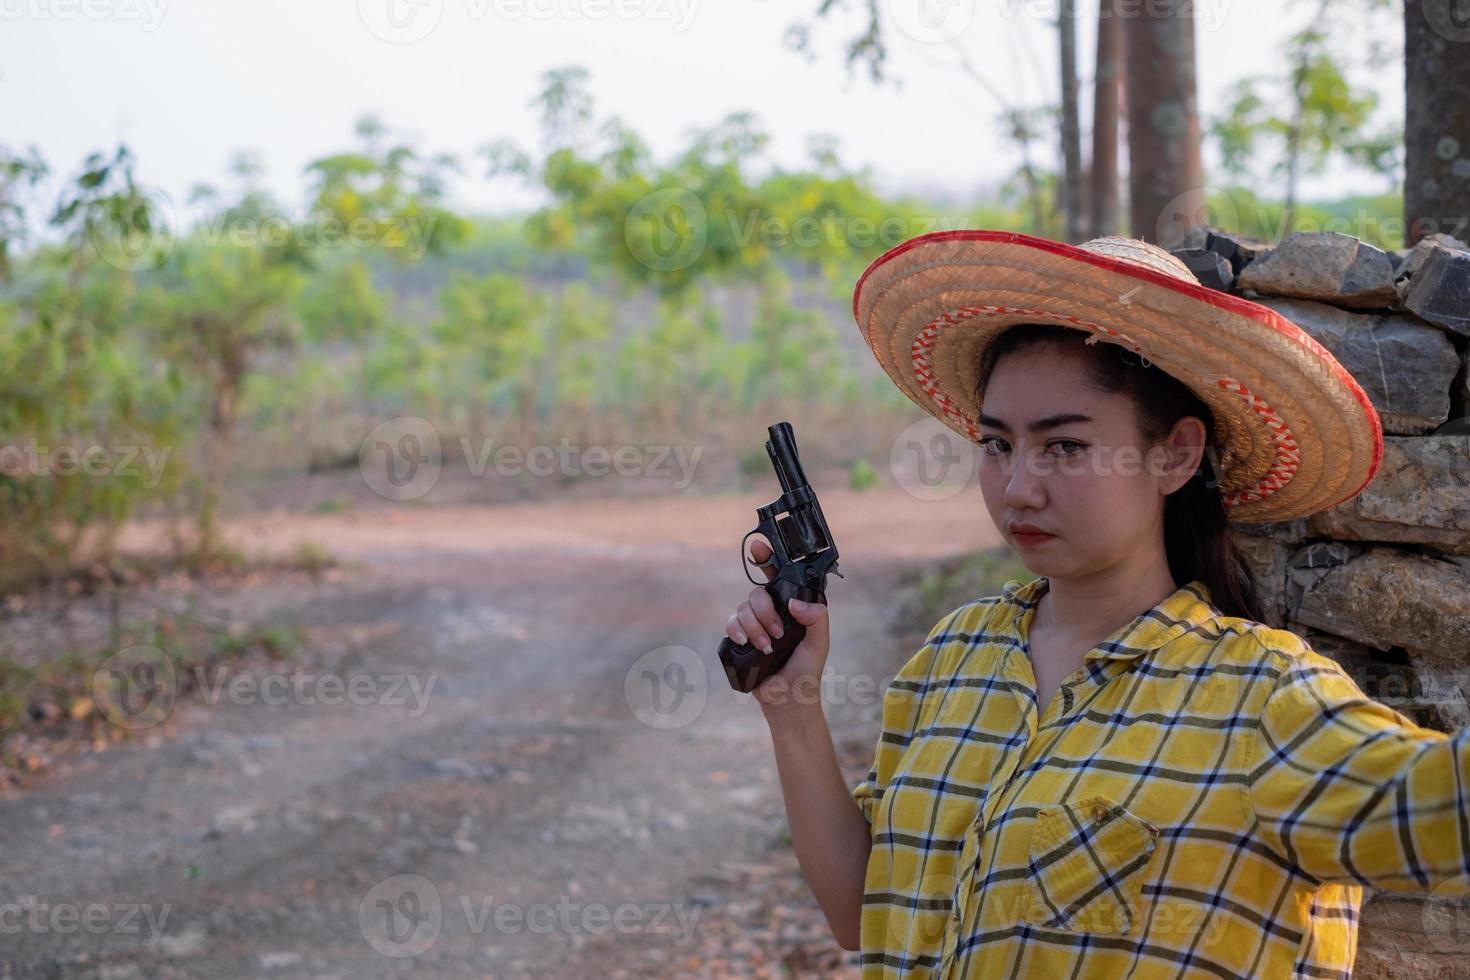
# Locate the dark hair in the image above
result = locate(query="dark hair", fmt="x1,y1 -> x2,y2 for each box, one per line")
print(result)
973,323 -> 1265,622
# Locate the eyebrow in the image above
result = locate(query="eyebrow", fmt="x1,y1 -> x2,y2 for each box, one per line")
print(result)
977,412 -> 1095,433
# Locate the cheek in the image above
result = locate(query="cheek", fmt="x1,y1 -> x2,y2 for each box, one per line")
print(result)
977,465 -> 1005,510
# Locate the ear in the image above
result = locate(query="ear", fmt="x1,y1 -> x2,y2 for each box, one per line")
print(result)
1158,416 -> 1208,495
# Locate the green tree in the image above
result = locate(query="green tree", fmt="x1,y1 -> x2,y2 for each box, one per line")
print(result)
303,114 -> 470,291
139,238 -> 306,566
431,271 -> 548,442
1210,0 -> 1399,237
0,145 -> 185,587
0,144 -> 48,281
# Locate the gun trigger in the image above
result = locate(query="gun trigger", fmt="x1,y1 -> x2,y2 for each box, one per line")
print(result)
830,564 -> 845,579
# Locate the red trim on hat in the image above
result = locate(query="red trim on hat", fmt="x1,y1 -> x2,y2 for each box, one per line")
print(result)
853,229 -> 1385,509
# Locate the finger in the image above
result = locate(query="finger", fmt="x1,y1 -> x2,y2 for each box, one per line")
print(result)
748,537 -> 778,582
787,598 -> 828,650
737,604 -> 774,654
748,586 -> 785,641
725,613 -> 749,648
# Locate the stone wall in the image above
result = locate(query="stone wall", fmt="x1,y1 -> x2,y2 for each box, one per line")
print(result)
1172,228 -> 1470,976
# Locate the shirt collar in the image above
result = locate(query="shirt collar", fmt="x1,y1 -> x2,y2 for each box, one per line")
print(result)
1001,575 -> 1221,663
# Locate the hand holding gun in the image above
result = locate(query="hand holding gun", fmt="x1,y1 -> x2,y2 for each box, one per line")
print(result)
718,422 -> 843,695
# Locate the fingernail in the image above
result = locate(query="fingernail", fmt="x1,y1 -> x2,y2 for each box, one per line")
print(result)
735,631 -> 748,645
789,599 -> 806,613
763,642 -> 774,655
771,624 -> 784,639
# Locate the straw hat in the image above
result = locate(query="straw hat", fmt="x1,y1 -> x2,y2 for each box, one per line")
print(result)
851,230 -> 1384,523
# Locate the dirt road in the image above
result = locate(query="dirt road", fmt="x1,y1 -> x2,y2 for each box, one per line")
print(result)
0,488 -> 1002,979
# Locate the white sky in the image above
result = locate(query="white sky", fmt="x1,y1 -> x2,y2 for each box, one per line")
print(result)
0,0 -> 1405,225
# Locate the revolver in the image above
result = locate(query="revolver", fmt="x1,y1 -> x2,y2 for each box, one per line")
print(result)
718,421 -> 843,693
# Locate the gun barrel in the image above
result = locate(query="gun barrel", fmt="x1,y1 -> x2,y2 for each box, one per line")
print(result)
766,421 -> 809,493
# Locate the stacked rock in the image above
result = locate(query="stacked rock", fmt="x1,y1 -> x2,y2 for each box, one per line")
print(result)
1173,229 -> 1470,734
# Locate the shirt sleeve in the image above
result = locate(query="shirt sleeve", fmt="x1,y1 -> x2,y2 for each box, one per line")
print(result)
1246,647 -> 1470,894
851,605 -> 968,827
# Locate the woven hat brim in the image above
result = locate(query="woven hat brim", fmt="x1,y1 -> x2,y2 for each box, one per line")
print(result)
852,230 -> 1385,523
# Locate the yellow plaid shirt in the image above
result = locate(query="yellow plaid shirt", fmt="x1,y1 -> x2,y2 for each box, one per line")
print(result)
851,574 -> 1470,978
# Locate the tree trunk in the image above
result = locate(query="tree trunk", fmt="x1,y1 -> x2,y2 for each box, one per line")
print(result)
1404,1 -> 1470,246
1059,0 -> 1085,243
1122,0 -> 1206,245
1089,0 -> 1124,238
1282,62 -> 1305,239
197,378 -> 237,569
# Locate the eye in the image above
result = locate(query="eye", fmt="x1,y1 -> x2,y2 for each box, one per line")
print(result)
978,436 -> 1007,456
1048,440 -> 1086,456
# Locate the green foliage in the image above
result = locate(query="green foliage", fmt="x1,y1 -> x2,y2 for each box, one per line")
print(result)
744,266 -> 846,405
304,115 -> 470,266
849,458 -> 877,491
1199,186 -> 1403,251
551,282 -> 616,409
295,258 -> 389,343
0,144 -> 48,280
1208,0 -> 1402,232
431,270 -> 549,416
0,264 -> 184,587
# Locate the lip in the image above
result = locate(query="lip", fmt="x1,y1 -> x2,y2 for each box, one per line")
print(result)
1008,522 -> 1053,536
1008,523 -> 1055,545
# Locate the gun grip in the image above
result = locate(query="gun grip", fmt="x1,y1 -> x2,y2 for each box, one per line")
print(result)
718,577 -> 826,694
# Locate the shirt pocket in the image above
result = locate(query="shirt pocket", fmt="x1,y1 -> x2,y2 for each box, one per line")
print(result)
1021,794 -> 1159,936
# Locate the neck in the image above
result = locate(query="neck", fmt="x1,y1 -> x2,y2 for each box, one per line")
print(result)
1035,555 -> 1180,645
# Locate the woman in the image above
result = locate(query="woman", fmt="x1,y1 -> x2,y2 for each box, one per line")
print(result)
724,231 -> 1465,978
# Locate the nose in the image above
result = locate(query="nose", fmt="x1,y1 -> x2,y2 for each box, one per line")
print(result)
1002,445 -> 1047,511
